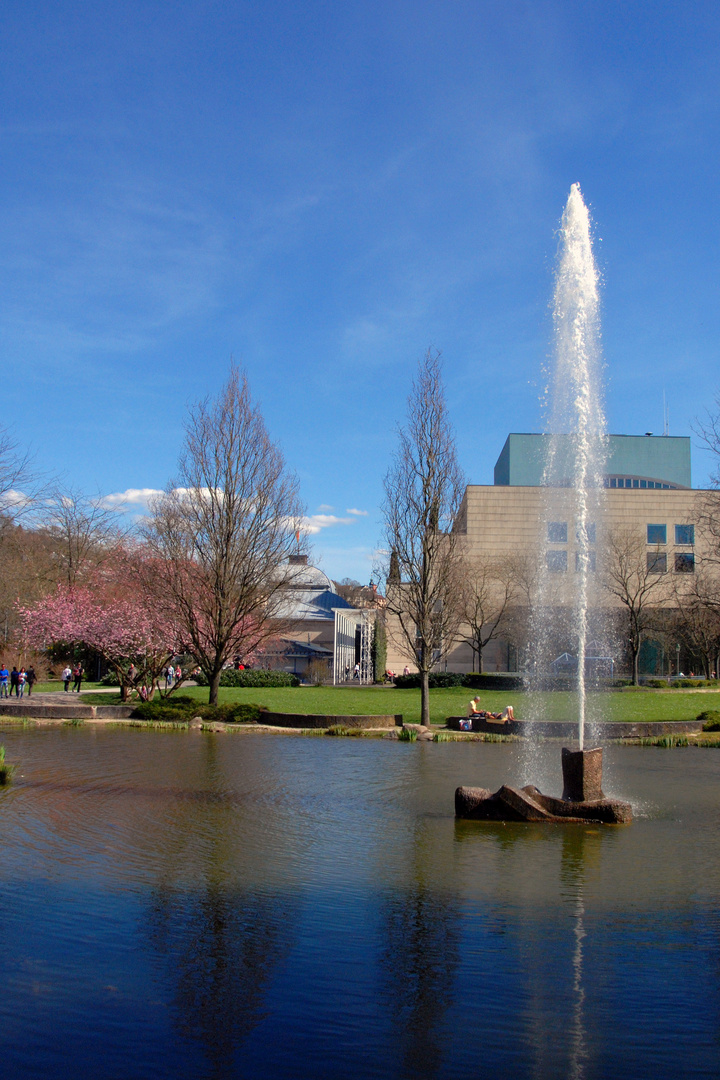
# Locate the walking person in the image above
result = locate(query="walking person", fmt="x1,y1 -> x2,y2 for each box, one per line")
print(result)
0,663 -> 8,698
10,667 -> 20,697
26,666 -> 37,696
17,667 -> 26,698
72,664 -> 84,693
62,665 -> 72,692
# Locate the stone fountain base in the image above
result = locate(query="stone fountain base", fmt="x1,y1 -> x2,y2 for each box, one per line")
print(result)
455,747 -> 632,825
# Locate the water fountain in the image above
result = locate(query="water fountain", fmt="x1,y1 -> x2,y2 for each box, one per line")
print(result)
456,184 -> 632,824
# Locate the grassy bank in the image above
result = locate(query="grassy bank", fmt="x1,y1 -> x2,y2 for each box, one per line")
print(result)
73,684 -> 720,727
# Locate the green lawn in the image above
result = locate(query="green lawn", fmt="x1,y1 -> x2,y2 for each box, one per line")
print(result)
71,684 -> 720,727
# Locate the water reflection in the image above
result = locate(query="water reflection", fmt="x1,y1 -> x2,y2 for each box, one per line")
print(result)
559,830 -> 600,1080
4,731 -> 720,1078
378,820 -> 460,1080
146,884 -> 297,1078
142,736 -> 301,1077
450,818 -> 615,1080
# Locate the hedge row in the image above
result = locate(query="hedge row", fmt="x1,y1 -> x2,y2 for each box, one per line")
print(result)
699,710 -> 720,731
193,668 -> 300,688
392,672 -> 525,691
132,695 -> 264,724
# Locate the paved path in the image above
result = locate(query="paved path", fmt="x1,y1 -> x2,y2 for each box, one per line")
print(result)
4,683 -> 199,706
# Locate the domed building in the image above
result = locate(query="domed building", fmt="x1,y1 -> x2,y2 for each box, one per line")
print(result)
259,554 -> 376,682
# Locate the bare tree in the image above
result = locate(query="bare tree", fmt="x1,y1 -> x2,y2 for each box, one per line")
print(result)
333,578 -> 381,609
600,527 -> 671,684
143,367 -> 305,705
380,350 -> 466,725
41,488 -> 126,588
0,428 -> 37,519
694,393 -> 720,486
672,569 -> 720,678
692,396 -> 720,567
456,556 -> 519,672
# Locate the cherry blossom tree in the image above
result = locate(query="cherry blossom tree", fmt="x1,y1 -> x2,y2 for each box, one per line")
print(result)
18,540 -> 191,701
19,584 -> 184,701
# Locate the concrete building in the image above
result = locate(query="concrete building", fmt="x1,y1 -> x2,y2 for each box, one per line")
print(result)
386,433 -> 706,678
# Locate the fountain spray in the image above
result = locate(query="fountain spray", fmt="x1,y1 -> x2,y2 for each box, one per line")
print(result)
455,186 -> 631,823
544,184 -> 607,749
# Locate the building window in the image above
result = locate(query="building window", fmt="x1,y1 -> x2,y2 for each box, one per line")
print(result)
575,551 -> 596,572
547,550 -> 567,572
675,553 -> 695,573
647,524 -> 667,545
548,522 -> 567,543
675,524 -> 695,546
576,522 -> 596,544
647,552 -> 667,574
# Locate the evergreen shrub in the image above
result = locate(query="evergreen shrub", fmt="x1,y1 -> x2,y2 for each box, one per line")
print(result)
392,672 -> 524,690
699,710 -> 720,731
193,668 -> 299,688
393,672 -> 465,689
132,697 -> 263,724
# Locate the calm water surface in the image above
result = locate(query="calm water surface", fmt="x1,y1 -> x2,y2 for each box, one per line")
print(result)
1,726 -> 719,1080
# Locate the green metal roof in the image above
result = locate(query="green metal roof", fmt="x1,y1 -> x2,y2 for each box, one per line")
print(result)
493,433 -> 692,488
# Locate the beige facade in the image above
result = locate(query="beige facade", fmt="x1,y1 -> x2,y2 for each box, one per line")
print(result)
386,484 -> 705,676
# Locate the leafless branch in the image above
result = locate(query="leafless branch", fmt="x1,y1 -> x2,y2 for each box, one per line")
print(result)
600,526 -> 672,683
143,366 -> 306,704
41,488 -> 128,588
379,349 -> 466,723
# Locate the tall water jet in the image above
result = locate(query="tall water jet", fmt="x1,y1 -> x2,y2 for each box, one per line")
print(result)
456,185 -> 631,825
531,183 -> 608,751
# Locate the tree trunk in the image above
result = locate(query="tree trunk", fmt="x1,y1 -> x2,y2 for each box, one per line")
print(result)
420,669 -> 430,727
632,648 -> 639,685
209,668 -> 222,706
120,681 -> 129,703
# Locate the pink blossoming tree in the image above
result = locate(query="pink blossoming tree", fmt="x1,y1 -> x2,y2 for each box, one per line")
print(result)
19,580 -> 186,701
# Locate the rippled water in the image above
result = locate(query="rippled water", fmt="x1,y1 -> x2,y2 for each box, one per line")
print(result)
1,726 -> 719,1079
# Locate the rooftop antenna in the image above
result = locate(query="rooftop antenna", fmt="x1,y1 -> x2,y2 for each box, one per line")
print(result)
663,390 -> 670,436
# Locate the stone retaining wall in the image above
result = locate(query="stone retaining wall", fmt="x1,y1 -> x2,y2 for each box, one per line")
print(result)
261,712 -> 403,729
446,716 -> 704,738
0,703 -> 135,720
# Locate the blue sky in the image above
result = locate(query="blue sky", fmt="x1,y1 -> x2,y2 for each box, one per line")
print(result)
2,0 -> 719,581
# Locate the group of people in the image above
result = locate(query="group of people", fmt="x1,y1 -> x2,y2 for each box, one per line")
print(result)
458,698 -> 515,730
61,664 -> 84,693
0,664 -> 37,697
163,664 -> 182,689
384,666 -> 412,681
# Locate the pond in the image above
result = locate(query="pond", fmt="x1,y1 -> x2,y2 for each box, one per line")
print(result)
1,726 -> 719,1079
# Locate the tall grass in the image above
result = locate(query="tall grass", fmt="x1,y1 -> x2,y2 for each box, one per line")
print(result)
0,744 -> 13,784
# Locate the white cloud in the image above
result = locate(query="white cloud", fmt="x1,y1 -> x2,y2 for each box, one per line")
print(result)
1,489 -> 31,508
100,488 -> 164,510
317,503 -> 334,512
301,513 -> 357,535
346,507 -> 368,516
